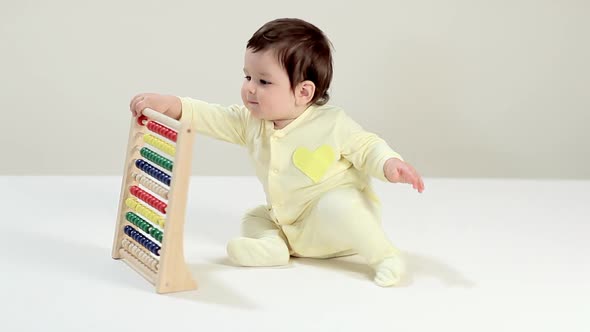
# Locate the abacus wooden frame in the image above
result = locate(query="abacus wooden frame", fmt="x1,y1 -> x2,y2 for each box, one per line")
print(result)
111,108 -> 197,294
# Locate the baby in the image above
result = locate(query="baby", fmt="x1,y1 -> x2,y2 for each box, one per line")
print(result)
129,18 -> 424,287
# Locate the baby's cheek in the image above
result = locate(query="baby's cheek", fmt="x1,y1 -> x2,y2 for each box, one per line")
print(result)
240,89 -> 248,104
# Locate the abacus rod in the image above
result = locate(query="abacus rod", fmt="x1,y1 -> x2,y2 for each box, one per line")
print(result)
141,108 -> 181,131
119,249 -> 157,285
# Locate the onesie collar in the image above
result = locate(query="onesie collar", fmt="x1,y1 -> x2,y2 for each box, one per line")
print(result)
267,104 -> 316,137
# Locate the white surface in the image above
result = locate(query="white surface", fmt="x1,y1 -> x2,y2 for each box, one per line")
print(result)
2,176 -> 589,331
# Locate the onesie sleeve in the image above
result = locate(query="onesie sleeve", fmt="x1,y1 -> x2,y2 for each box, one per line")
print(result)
178,97 -> 249,146
337,112 -> 404,182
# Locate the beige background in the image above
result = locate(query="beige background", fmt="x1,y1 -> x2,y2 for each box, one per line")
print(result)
1,0 -> 588,178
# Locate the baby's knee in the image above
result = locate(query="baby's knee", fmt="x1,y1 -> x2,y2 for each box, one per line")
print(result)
242,205 -> 270,221
241,205 -> 280,238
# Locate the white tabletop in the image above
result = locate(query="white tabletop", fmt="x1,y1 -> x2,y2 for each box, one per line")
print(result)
2,176 -> 589,331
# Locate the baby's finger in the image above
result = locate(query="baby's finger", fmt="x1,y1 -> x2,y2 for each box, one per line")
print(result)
130,94 -> 143,114
414,173 -> 424,193
129,94 -> 139,110
135,100 -> 148,117
131,95 -> 147,117
406,166 -> 421,192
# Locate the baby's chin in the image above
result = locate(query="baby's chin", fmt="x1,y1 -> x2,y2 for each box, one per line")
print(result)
246,106 -> 268,120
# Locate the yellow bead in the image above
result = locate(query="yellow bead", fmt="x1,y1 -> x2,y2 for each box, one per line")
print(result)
125,198 -> 138,209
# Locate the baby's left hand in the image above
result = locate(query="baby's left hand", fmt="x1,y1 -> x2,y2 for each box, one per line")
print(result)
383,158 -> 425,193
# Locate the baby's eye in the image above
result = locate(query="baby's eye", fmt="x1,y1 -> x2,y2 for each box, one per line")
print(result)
259,79 -> 271,85
244,76 -> 251,81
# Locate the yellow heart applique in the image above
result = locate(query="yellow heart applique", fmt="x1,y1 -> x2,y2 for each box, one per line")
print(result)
292,145 -> 335,183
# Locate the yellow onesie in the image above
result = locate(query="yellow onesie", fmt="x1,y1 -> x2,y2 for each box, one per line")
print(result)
180,97 -> 405,276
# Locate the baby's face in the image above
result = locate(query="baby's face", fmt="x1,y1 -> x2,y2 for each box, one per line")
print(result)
241,48 -> 297,123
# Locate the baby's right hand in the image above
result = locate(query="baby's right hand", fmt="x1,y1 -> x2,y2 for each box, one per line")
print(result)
129,93 -> 182,120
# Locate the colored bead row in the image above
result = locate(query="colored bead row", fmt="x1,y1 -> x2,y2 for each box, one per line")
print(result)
118,248 -> 157,281
126,211 -> 163,243
140,147 -> 174,172
130,185 -> 167,214
125,197 -> 165,228
135,159 -> 171,186
121,238 -> 159,272
132,173 -> 169,200
124,225 -> 161,256
143,134 -> 175,157
147,120 -> 178,142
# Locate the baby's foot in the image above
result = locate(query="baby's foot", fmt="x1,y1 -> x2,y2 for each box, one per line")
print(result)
372,255 -> 406,287
226,236 -> 290,267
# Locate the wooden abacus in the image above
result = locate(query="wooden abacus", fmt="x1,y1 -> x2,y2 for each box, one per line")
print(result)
112,108 -> 197,293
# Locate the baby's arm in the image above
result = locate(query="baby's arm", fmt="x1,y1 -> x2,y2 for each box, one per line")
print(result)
178,97 -> 248,146
338,112 -> 424,192
129,93 -> 248,146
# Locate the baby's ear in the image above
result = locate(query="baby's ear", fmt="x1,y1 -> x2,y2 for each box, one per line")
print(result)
296,80 -> 316,105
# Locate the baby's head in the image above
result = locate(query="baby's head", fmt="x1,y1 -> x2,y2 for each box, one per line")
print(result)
241,18 -> 333,126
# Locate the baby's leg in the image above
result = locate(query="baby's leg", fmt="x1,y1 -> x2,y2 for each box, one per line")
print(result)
284,188 -> 405,286
226,205 -> 290,267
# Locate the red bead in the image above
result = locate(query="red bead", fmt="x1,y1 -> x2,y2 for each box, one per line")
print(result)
137,115 -> 148,126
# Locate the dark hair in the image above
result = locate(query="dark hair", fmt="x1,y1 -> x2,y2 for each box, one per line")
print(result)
247,18 -> 333,106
